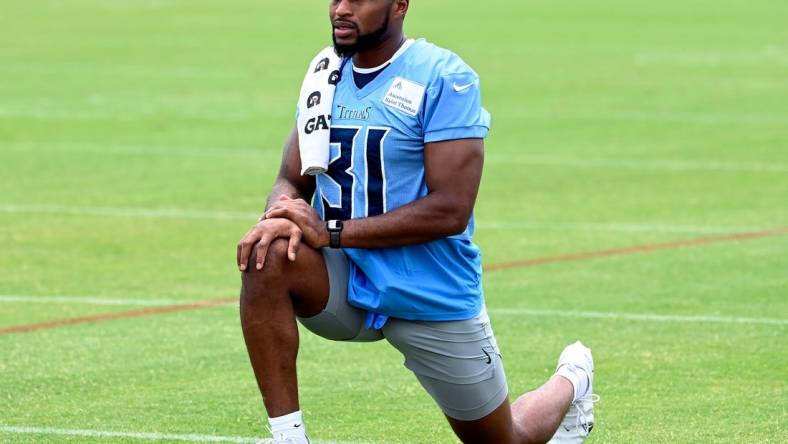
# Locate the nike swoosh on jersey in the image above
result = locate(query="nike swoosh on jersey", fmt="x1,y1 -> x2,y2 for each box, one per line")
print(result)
452,81 -> 475,92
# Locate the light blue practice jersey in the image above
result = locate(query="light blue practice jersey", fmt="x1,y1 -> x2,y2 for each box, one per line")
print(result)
309,39 -> 491,323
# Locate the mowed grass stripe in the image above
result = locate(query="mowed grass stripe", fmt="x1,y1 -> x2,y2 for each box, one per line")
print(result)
0,62 -> 247,80
3,226 -> 786,335
0,203 -> 259,221
3,104 -> 787,125
7,141 -> 788,172
488,155 -> 788,173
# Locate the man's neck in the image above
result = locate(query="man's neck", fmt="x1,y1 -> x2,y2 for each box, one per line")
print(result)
352,33 -> 406,69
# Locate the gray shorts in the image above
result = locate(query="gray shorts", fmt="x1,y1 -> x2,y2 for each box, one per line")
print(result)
297,248 -> 509,421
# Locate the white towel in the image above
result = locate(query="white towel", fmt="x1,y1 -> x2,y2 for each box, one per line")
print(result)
297,47 -> 343,176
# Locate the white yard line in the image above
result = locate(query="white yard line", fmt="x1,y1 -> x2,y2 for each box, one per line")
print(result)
0,425 -> 363,444
474,221 -> 767,234
2,295 -> 784,326
0,203 -> 258,221
0,203 -> 771,235
0,425 -> 257,443
487,308 -> 788,326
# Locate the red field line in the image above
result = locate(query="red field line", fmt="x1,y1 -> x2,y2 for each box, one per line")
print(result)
0,297 -> 237,335
2,226 -> 787,336
484,226 -> 788,272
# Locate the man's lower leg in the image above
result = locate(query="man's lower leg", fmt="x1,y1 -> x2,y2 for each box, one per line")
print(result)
239,240 -> 331,444
511,341 -> 596,443
240,269 -> 301,417
511,376 -> 574,443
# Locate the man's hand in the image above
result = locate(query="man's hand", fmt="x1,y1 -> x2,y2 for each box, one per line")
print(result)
236,218 -> 303,271
263,196 -> 329,249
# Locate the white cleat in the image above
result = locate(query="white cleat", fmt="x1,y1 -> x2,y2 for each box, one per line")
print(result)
548,341 -> 598,444
256,432 -> 311,444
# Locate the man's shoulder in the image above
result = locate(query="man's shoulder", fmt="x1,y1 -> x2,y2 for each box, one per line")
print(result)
404,39 -> 479,80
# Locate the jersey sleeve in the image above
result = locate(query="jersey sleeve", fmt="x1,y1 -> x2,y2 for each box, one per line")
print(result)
421,70 -> 491,143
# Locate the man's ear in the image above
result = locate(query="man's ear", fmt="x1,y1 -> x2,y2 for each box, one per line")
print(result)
392,0 -> 409,19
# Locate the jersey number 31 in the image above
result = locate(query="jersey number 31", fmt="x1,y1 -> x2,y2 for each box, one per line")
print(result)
321,126 -> 389,221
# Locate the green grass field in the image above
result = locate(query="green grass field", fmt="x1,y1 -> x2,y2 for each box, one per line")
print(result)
1,0 -> 787,442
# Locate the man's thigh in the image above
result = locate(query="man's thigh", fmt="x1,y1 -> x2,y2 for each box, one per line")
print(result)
382,307 -> 511,430
296,248 -> 383,342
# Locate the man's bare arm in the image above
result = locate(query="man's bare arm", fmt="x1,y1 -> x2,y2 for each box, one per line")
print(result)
265,123 -> 315,210
340,138 -> 483,247
237,123 -> 315,271
265,138 -> 484,249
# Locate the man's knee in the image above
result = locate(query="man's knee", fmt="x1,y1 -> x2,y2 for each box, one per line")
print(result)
262,238 -> 292,269
255,238 -> 292,271
240,238 -> 292,300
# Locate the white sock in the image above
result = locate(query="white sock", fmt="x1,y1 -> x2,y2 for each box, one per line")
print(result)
268,410 -> 308,443
556,364 -> 590,402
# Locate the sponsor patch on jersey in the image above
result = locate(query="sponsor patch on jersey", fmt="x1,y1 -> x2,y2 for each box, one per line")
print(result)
382,77 -> 425,117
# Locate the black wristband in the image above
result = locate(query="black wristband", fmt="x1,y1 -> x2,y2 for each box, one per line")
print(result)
327,220 -> 343,249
